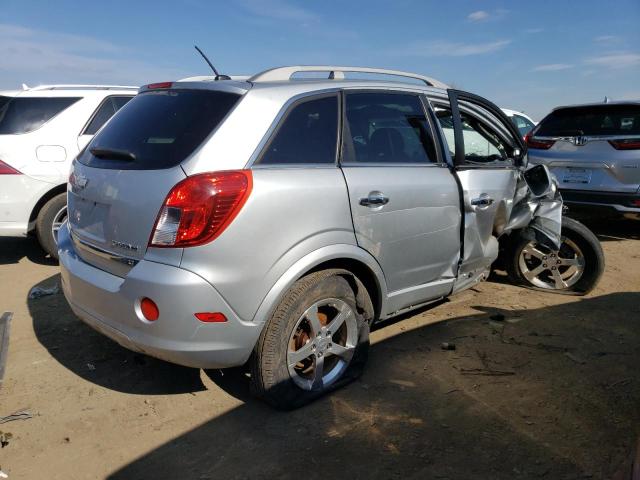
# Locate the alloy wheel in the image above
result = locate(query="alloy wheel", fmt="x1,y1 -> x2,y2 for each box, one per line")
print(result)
287,298 -> 358,391
518,238 -> 585,290
51,205 -> 67,244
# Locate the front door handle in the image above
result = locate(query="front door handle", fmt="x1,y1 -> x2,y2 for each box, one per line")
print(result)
360,191 -> 389,207
470,194 -> 494,208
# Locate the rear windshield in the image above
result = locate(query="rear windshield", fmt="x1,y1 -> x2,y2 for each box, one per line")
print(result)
536,104 -> 640,137
0,97 -> 81,134
0,96 -> 10,111
78,89 -> 241,170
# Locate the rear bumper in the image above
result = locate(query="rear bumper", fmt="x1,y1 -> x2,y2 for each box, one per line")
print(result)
58,223 -> 262,369
560,189 -> 640,213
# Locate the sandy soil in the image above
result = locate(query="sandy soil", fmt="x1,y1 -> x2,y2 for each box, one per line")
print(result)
0,217 -> 638,479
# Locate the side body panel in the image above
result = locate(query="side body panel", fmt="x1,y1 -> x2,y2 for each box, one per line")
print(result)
179,167 -> 359,322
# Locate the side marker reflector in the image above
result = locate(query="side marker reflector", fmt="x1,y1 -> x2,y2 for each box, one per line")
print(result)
195,312 -> 227,323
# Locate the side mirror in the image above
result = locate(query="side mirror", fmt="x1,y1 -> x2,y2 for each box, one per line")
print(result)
523,164 -> 554,198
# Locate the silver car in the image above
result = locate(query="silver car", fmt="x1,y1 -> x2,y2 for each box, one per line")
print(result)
527,100 -> 640,216
59,66 -> 603,409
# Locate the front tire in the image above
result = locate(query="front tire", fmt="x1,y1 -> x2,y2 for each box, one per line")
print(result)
250,270 -> 370,410
36,193 -> 67,260
506,216 -> 604,295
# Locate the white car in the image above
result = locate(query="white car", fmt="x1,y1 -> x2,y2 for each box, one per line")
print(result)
502,108 -> 537,138
0,85 -> 137,258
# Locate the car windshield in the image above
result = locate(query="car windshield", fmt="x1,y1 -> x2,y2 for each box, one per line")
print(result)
536,104 -> 640,137
0,96 -> 81,134
77,89 -> 241,170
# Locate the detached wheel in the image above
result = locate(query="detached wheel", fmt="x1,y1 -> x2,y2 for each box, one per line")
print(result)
506,216 -> 604,295
36,193 -> 67,260
250,270 -> 370,409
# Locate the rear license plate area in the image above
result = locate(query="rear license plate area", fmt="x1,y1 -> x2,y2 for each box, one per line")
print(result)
562,167 -> 592,184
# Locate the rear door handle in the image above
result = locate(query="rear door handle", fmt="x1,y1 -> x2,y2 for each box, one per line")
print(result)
360,192 -> 389,207
470,194 -> 494,208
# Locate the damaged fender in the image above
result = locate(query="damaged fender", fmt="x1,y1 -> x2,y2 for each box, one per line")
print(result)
503,164 -> 563,249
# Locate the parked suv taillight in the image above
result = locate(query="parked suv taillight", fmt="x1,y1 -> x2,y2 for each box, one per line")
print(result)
525,134 -> 555,150
608,139 -> 640,150
0,159 -> 21,174
150,170 -> 252,248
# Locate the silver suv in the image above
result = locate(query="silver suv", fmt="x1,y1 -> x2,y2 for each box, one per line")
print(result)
527,101 -> 640,216
59,66 -> 603,409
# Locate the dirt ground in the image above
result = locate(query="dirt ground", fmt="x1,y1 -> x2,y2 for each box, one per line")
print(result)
0,217 -> 638,479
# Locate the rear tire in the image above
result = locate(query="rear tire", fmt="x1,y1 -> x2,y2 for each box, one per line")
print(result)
250,270 -> 370,410
506,216 -> 604,295
36,193 -> 67,260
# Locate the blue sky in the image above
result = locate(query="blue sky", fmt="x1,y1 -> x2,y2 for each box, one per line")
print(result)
1,0 -> 638,119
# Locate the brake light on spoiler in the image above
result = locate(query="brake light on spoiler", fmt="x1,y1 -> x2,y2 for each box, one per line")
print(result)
146,81 -> 173,90
149,170 -> 252,248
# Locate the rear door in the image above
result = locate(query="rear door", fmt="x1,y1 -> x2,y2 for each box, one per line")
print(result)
77,96 -> 133,150
340,91 -> 461,312
436,90 -> 525,282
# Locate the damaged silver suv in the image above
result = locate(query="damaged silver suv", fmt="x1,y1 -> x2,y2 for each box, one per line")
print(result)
59,66 -> 604,409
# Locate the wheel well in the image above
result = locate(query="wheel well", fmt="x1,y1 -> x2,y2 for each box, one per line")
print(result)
29,184 -> 67,226
305,258 -> 382,322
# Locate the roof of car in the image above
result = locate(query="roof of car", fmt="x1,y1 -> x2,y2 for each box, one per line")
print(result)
169,66 -> 450,96
1,84 -> 139,98
552,99 -> 640,111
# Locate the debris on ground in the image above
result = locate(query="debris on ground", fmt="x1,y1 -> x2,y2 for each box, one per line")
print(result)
441,342 -> 456,351
0,410 -> 32,425
28,284 -> 59,299
0,469 -> 8,478
86,363 -> 96,371
0,431 -> 12,448
563,352 -> 586,364
0,312 -> 12,389
457,349 -> 516,376
607,378 -> 632,390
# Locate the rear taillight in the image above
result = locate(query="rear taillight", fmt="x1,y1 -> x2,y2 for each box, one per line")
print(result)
149,170 -> 252,248
0,159 -> 21,175
608,139 -> 640,150
525,134 -> 555,150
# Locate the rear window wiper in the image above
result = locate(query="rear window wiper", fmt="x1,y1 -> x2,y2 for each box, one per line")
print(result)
89,147 -> 136,162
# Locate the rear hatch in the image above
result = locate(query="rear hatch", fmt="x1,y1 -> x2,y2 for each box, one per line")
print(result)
527,103 -> 640,193
68,86 -> 243,276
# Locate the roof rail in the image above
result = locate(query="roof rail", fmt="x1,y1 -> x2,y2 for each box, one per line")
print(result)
28,84 -> 138,91
248,66 -> 448,89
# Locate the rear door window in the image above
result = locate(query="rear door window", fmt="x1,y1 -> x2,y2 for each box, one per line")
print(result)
78,89 -> 241,170
82,96 -> 133,136
536,105 -> 640,136
342,92 -> 438,164
0,97 -> 81,134
257,95 -> 338,165
436,107 -> 515,166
